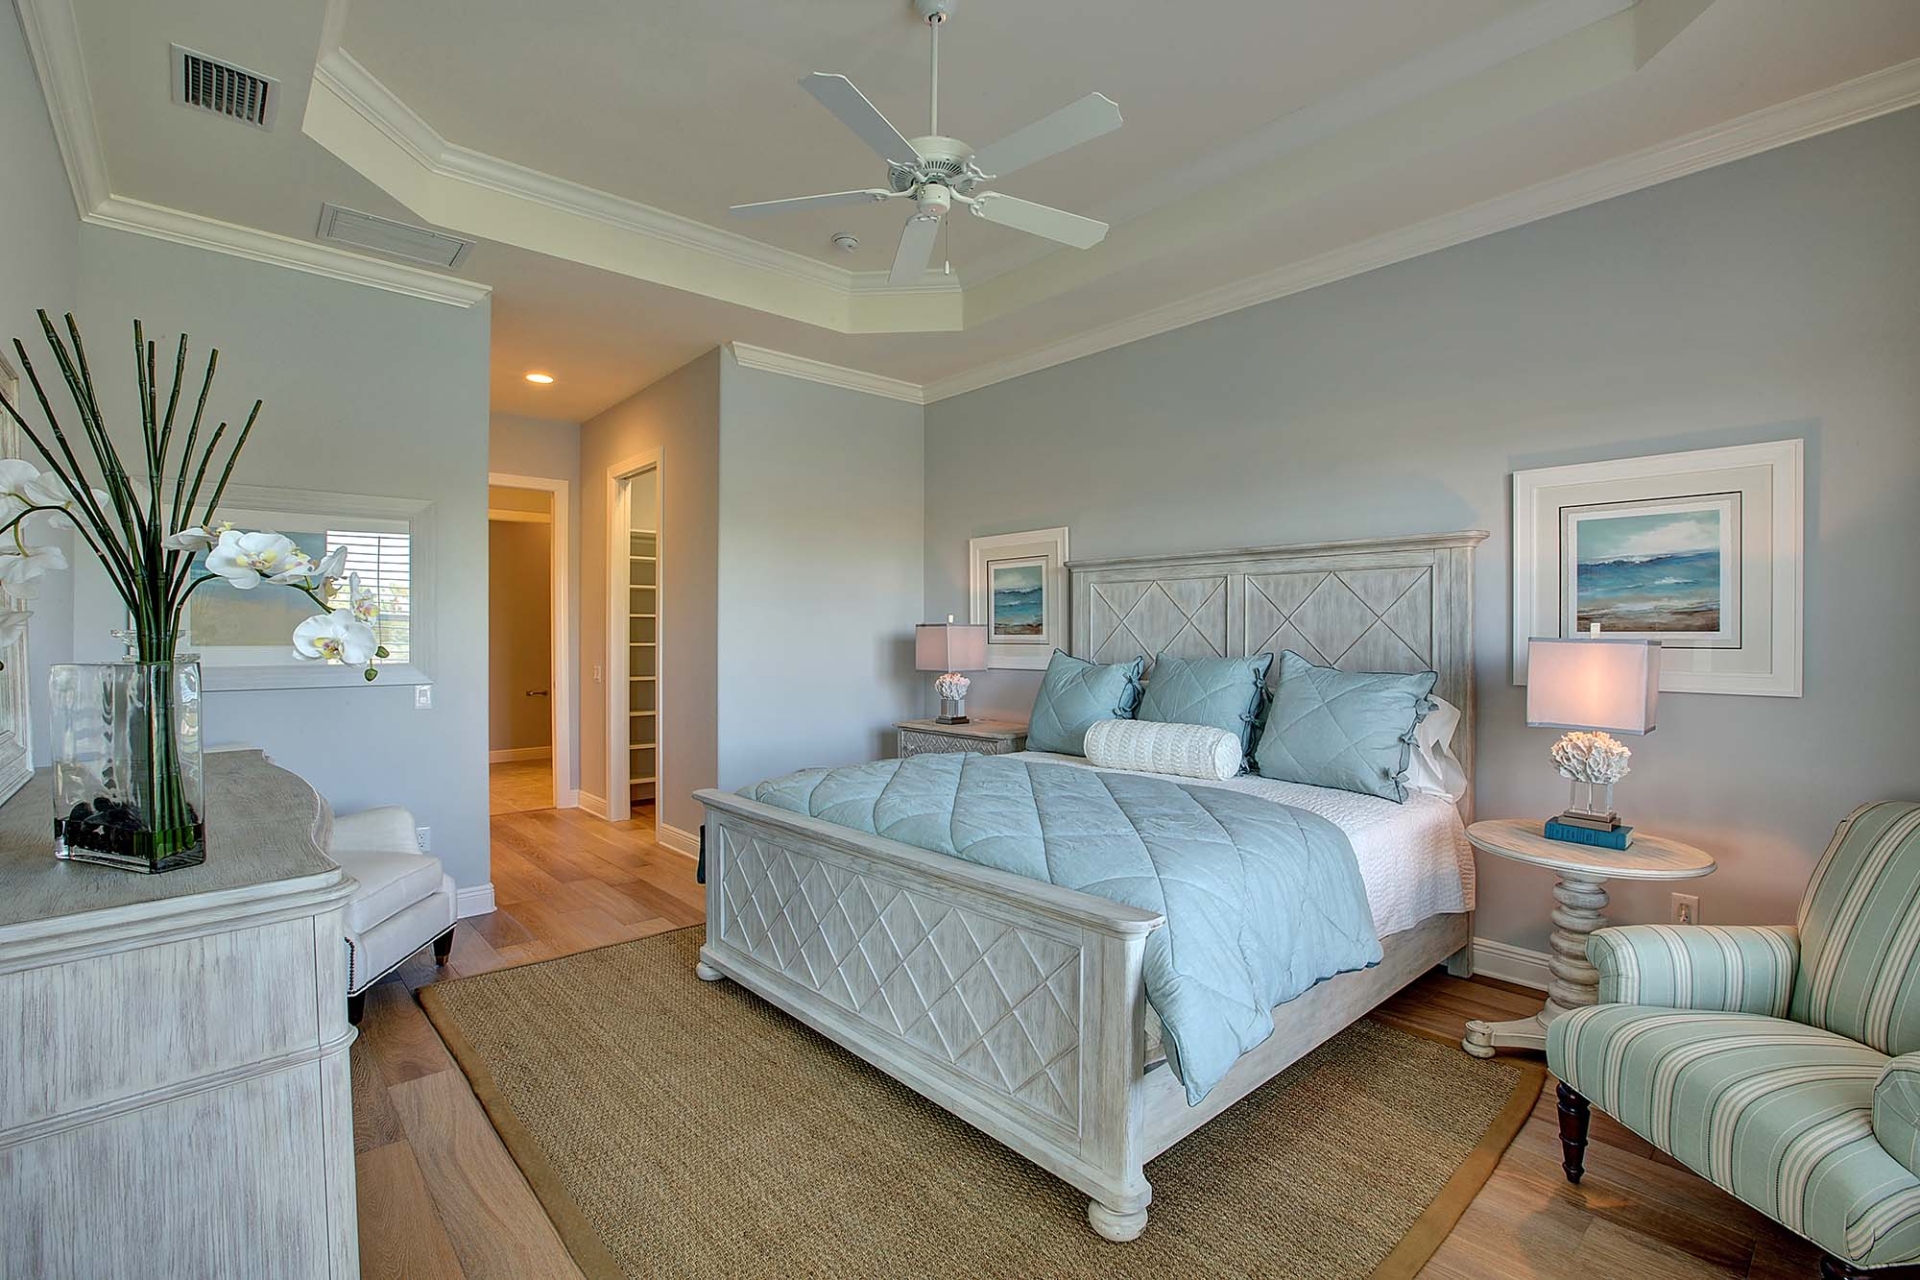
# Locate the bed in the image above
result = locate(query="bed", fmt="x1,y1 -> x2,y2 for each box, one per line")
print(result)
693,530 -> 1489,1241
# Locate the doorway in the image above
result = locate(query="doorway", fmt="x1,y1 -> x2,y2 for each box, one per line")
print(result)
488,474 -> 574,814
606,453 -> 662,834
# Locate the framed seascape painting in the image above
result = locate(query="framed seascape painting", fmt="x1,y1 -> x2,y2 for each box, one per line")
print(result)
969,527 -> 1068,670
1513,440 -> 1801,696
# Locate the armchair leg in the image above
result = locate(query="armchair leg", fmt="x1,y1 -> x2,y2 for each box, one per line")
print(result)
1556,1082 -> 1590,1184
432,925 -> 455,966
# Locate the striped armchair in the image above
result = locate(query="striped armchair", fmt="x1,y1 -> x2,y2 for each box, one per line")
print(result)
1549,802 -> 1920,1278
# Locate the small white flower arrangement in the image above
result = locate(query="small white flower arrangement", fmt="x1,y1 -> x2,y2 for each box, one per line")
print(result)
1550,730 -> 1632,784
0,313 -> 388,680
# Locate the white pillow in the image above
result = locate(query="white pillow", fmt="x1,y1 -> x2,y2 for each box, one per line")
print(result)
1084,719 -> 1241,782
1405,696 -> 1468,802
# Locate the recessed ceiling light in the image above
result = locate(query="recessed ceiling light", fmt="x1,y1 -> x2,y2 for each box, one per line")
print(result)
524,372 -> 555,384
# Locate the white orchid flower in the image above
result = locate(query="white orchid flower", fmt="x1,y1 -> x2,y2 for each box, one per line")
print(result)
345,571 -> 379,624
0,609 -> 30,646
164,519 -> 237,552
0,459 -> 42,523
266,550 -> 320,584
0,541 -> 68,592
204,529 -> 305,589
312,545 -> 349,582
29,477 -> 111,531
291,610 -> 379,666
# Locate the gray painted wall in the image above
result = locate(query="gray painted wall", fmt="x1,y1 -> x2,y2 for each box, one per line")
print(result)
579,352 -> 720,836
924,107 -> 1920,954
1,6 -> 80,765
489,414 -> 581,792
69,226 -> 494,891
716,350 -> 924,789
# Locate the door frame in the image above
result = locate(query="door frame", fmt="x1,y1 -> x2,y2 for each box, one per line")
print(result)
606,450 -> 662,828
488,471 -> 575,810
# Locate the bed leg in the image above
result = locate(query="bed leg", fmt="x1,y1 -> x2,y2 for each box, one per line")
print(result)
1444,940 -> 1475,977
1087,1197 -> 1149,1243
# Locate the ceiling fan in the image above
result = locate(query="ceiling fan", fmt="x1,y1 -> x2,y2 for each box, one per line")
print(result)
729,0 -> 1122,284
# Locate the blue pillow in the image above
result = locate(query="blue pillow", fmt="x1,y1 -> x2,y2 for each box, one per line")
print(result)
1026,650 -> 1144,757
1253,651 -> 1436,802
1136,652 -> 1274,766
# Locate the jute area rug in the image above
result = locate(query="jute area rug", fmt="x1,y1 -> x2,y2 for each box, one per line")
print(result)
418,928 -> 1541,1279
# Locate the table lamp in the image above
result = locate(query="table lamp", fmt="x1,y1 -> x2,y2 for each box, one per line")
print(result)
916,617 -> 988,724
1526,629 -> 1659,849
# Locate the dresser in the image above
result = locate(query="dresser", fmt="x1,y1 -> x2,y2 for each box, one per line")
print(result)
895,718 -> 1029,757
0,750 -> 359,1277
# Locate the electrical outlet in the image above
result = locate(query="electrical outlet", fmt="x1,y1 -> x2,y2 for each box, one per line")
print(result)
415,825 -> 431,853
1671,892 -> 1700,926
593,664 -> 603,683
414,684 -> 432,710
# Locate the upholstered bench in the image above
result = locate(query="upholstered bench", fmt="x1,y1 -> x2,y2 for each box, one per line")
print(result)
330,805 -> 456,1024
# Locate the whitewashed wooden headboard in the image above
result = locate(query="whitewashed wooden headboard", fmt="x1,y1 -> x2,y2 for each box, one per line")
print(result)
1068,531 -> 1490,820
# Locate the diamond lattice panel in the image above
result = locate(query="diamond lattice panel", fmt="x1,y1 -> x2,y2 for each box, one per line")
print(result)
717,829 -> 1084,1131
1246,568 -> 1433,672
1089,577 -> 1227,665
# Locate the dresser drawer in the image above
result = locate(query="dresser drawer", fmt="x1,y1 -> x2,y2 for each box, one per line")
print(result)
897,728 -> 1026,757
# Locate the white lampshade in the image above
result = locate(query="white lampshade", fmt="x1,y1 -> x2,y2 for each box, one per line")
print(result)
915,622 -> 988,673
1526,637 -> 1660,735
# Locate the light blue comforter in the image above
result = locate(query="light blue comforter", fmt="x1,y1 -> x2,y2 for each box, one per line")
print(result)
742,753 -> 1382,1105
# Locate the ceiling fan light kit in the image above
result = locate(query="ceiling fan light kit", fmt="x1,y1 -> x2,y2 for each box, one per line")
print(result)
730,0 -> 1121,284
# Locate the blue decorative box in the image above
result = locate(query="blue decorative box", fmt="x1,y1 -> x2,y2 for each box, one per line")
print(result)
1544,818 -> 1634,850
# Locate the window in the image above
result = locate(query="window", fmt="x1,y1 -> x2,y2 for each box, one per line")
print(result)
327,528 -> 411,664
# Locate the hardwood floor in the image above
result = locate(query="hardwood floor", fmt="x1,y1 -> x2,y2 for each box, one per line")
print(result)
352,807 -> 1813,1279
488,758 -> 556,815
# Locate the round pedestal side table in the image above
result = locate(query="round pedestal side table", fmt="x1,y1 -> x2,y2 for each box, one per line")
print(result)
1460,817 -> 1716,1058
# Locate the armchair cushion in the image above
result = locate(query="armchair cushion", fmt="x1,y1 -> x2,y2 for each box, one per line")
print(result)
1550,1004 -> 1920,1268
1588,923 -> 1800,1016
1877,1055 -> 1920,1178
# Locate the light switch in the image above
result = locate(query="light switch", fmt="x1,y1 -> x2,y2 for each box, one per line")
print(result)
414,684 -> 432,710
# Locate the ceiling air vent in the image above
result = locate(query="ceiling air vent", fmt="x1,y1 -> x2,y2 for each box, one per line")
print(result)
315,204 -> 476,270
170,44 -> 278,130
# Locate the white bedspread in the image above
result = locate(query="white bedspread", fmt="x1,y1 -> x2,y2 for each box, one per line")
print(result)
1008,750 -> 1474,936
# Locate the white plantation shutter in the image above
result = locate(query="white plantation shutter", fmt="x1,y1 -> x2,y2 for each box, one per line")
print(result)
327,529 -> 410,663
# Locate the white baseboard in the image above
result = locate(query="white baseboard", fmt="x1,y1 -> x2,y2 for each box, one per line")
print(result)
557,787 -> 579,809
488,746 -> 552,764
657,822 -> 699,859
1470,936 -> 1552,991
575,790 -> 609,819
455,882 -> 496,919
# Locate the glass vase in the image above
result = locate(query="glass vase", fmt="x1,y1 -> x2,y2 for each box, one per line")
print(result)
48,658 -> 205,873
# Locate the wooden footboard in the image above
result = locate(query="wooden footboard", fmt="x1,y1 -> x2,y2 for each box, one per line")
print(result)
695,789 -> 1164,1235
695,789 -> 1472,1242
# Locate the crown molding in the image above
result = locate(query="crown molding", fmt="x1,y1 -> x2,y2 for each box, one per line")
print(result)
923,56 -> 1920,402
86,197 -> 491,307
13,0 -> 490,308
727,343 -> 927,405
311,49 -> 958,306
14,0 -> 107,215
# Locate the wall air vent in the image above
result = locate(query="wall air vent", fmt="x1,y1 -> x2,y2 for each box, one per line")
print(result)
170,44 -> 278,129
315,204 -> 476,270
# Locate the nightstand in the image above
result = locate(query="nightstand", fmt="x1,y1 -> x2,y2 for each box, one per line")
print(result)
894,718 -> 1028,758
1460,818 -> 1715,1058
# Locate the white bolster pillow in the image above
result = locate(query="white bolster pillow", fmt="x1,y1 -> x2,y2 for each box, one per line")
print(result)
1084,719 -> 1242,782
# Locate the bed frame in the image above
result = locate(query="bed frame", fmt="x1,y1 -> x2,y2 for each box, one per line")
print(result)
694,530 -> 1489,1240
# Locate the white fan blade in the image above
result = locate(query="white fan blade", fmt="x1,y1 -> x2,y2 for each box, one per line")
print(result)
801,73 -> 920,166
889,215 -> 941,284
969,92 -> 1122,178
971,194 -> 1108,249
729,189 -> 892,218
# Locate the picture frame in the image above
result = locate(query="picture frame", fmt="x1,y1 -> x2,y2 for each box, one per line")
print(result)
969,527 -> 1068,670
0,353 -> 33,806
71,482 -> 435,691
1513,440 -> 1802,696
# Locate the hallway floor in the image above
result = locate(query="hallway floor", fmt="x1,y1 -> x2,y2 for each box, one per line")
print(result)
488,758 -> 553,815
